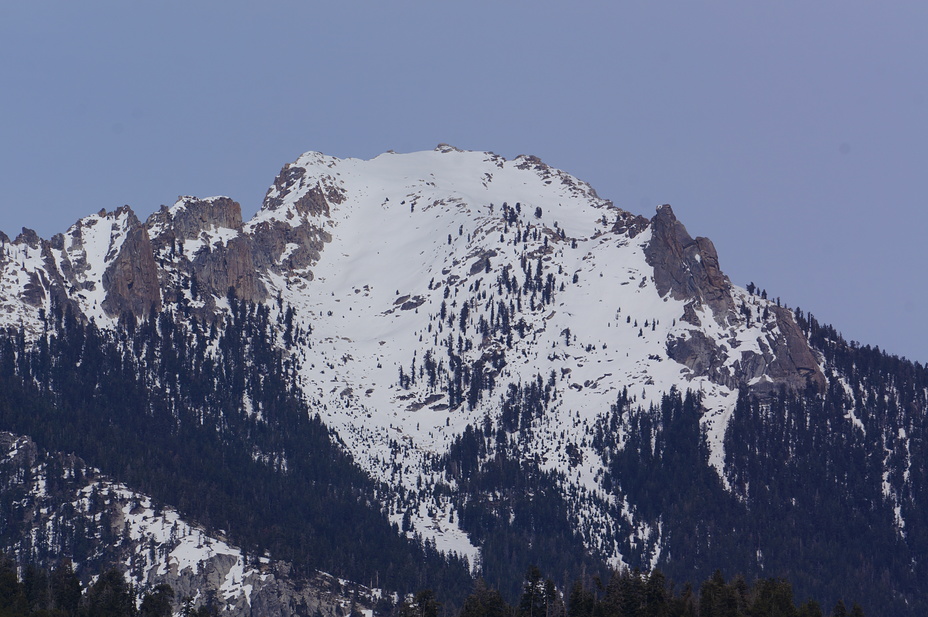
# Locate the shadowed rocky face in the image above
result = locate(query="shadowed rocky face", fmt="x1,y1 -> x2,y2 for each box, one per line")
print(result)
645,204 -> 824,394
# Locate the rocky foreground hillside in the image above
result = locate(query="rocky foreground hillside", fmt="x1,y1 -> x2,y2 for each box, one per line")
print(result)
0,432 -> 379,617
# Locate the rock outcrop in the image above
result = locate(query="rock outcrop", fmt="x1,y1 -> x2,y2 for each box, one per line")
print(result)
164,195 -> 245,237
249,163 -> 343,275
763,305 -> 827,392
146,197 -> 267,304
102,207 -> 162,318
248,216 -> 332,275
644,204 -> 734,322
646,205 -> 825,394
611,211 -> 649,238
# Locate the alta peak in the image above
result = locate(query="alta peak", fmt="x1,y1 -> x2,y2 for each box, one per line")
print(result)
0,146 -> 919,615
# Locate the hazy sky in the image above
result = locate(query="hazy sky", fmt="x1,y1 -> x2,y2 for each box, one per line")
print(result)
1,2 -> 926,362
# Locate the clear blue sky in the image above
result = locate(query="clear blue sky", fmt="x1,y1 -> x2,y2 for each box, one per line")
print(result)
1,2 -> 926,362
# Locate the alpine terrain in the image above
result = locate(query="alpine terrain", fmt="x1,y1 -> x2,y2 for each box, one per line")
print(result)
0,145 -> 924,616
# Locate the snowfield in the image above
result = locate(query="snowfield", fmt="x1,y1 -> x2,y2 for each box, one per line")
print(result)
0,145 -> 814,573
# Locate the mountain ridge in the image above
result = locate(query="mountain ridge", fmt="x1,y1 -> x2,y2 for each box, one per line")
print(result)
0,145 -> 838,563
1,145 -> 925,615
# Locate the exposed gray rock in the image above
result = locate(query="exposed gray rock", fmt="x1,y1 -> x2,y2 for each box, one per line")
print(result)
645,205 -> 824,395
249,217 -> 331,275
262,164 -> 307,212
250,163 -> 344,275
666,307 -> 825,395
14,228 -> 41,248
469,249 -> 498,275
666,331 -> 728,385
197,235 -> 266,302
644,204 -> 733,323
763,305 -> 826,393
610,211 -> 649,238
20,268 -> 49,307
262,163 -> 346,217
146,197 -> 267,304
681,301 -> 701,327
102,207 -> 162,318
169,196 -> 244,239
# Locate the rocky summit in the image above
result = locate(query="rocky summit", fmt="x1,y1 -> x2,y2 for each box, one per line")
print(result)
0,146 -> 925,616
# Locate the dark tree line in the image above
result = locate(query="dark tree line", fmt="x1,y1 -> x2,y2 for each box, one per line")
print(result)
0,556 -> 191,617
400,567 -> 863,617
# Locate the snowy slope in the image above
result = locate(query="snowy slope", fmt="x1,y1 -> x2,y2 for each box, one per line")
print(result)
0,145 -> 824,572
246,147 -> 799,567
0,207 -> 140,333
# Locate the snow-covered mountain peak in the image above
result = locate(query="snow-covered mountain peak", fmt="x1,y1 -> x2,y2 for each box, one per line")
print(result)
0,145 -> 825,404
3,146 -> 926,615
64,205 -> 138,258
213,149 -> 822,566
0,146 -> 829,570
253,147 -> 616,246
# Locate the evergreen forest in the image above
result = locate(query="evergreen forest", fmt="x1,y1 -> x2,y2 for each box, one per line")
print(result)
0,556 -> 865,617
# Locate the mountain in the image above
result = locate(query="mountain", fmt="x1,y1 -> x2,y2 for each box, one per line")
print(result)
0,145 -> 924,615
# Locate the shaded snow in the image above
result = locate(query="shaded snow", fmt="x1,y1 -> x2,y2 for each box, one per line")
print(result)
253,147 -> 791,567
0,146 -> 817,573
